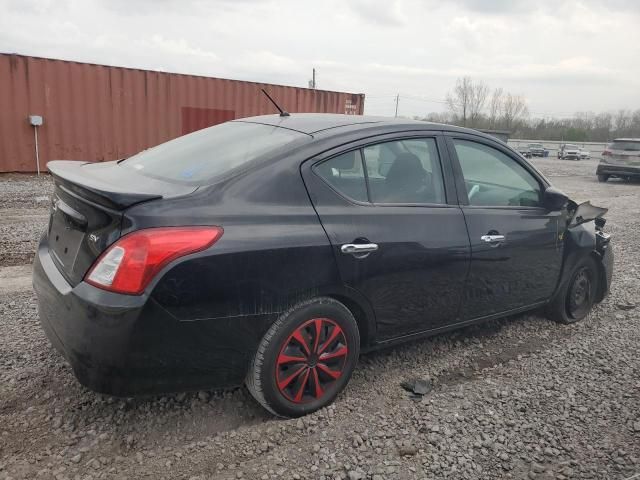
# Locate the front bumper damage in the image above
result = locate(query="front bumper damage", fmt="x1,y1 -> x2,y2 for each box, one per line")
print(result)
567,201 -> 613,301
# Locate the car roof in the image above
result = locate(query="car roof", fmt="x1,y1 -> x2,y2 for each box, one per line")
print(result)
613,138 -> 640,142
235,113 -> 494,138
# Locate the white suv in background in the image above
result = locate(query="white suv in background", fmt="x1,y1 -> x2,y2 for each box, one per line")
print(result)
597,138 -> 640,182
558,144 -> 582,160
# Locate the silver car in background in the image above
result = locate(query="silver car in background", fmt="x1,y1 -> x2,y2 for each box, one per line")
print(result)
597,138 -> 640,182
558,143 -> 582,160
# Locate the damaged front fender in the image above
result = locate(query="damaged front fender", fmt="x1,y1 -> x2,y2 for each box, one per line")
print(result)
568,200 -> 608,228
557,200 -> 613,303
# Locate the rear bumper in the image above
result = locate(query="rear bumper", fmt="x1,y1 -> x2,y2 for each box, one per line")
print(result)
597,164 -> 640,177
33,235 -> 267,396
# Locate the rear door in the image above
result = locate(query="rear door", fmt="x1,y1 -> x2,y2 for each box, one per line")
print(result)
302,134 -> 471,341
445,134 -> 564,320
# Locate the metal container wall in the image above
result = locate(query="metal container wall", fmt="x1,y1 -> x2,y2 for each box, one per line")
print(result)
0,54 -> 365,173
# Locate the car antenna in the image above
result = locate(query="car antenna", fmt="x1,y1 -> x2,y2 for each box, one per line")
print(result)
261,89 -> 290,117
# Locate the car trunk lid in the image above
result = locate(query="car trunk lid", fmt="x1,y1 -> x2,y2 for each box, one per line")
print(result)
47,160 -> 197,286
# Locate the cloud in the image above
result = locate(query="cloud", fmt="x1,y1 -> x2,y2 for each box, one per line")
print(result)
0,0 -> 638,119
144,35 -> 218,61
347,0 -> 408,26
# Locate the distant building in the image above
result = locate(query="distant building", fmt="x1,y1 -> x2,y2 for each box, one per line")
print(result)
476,129 -> 511,143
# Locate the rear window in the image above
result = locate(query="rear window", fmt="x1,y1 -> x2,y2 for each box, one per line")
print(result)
122,122 -> 308,184
611,141 -> 640,151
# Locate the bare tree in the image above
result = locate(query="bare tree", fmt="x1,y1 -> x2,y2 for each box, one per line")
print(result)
446,77 -> 472,126
446,76 -> 490,127
501,93 -> 528,130
423,111 -> 454,124
614,109 -> 632,134
488,87 -> 503,129
469,80 -> 489,127
632,109 -> 640,132
574,111 -> 595,131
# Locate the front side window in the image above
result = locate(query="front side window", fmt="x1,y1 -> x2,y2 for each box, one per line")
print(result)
362,138 -> 446,204
453,139 -> 542,207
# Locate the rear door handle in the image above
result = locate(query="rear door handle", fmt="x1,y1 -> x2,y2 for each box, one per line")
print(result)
341,243 -> 379,255
481,234 -> 506,243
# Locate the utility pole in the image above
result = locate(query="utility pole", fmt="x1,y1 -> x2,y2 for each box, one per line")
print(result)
394,94 -> 399,117
309,68 -> 316,89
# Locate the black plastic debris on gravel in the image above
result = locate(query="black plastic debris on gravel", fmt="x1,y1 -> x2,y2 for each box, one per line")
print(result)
401,378 -> 433,400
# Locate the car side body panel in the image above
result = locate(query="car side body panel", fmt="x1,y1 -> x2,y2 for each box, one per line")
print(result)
32,116 -> 614,397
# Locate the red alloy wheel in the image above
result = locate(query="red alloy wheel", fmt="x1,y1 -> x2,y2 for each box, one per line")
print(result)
275,318 -> 348,404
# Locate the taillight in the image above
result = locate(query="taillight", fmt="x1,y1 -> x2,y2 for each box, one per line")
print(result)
85,226 -> 223,295
602,150 -> 612,156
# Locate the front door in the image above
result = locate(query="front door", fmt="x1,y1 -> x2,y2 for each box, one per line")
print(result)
446,135 -> 564,320
302,135 -> 471,340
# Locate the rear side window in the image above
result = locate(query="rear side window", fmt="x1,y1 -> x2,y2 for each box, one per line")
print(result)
314,138 -> 447,205
314,151 -> 368,202
362,138 -> 446,204
122,122 -> 308,184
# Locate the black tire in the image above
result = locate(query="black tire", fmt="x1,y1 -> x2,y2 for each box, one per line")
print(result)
246,297 -> 360,418
546,256 -> 598,324
597,174 -> 609,182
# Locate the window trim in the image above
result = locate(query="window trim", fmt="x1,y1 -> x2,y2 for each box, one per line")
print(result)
311,134 -> 454,208
444,134 -> 550,209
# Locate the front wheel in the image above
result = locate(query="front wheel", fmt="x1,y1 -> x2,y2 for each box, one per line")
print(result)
546,257 -> 598,324
598,174 -> 609,182
246,297 -> 360,417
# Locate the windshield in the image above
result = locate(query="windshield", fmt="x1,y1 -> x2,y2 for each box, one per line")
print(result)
611,141 -> 640,151
529,144 -> 543,148
122,121 -> 309,184
565,144 -> 579,149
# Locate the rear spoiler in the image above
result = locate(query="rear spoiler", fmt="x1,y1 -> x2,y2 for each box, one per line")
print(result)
48,160 -> 195,210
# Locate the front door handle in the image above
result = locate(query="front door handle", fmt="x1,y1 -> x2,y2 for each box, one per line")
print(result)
341,243 -> 379,255
481,234 -> 506,243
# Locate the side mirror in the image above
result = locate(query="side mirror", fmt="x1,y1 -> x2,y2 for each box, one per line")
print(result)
543,187 -> 569,211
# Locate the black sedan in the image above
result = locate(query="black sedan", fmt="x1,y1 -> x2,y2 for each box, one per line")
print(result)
33,114 -> 613,418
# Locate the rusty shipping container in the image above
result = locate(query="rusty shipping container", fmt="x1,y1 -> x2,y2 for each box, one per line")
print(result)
0,54 -> 365,173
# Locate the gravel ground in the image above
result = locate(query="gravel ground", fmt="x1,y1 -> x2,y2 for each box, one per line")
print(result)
1,158 -> 639,480
0,174 -> 52,267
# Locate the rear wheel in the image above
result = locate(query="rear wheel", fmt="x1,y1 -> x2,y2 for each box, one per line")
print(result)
246,297 -> 360,417
597,174 -> 609,182
546,256 -> 598,324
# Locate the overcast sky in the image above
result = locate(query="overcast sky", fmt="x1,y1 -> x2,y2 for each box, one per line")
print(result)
1,0 -> 639,118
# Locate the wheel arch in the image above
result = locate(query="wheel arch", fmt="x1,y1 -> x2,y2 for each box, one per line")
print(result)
296,284 -> 376,350
326,292 -> 374,350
